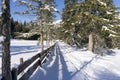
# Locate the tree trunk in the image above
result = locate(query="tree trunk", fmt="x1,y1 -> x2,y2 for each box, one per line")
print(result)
41,31 -> 44,51
47,29 -> 50,48
1,0 -> 12,80
48,33 -> 50,47
88,32 -> 94,52
46,30 -> 48,48
46,27 -> 50,48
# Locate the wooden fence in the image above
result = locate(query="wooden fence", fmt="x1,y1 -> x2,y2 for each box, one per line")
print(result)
11,44 -> 56,80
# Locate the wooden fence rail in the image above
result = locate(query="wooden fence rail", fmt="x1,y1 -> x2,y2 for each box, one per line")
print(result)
11,44 -> 56,80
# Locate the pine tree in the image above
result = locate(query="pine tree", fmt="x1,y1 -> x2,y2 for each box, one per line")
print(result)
109,13 -> 120,48
15,0 -> 57,49
32,0 -> 57,49
62,0 -> 119,54
0,16 -> 2,35
62,0 -> 78,45
1,0 -> 12,79
74,0 -> 118,54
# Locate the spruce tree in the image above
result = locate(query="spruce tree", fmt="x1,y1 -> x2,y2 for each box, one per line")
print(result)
75,0 -> 118,54
62,0 -> 78,45
62,0 -> 119,54
1,0 -> 12,79
15,0 -> 57,49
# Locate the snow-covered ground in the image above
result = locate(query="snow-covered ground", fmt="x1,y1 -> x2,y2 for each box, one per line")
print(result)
0,40 -> 120,80
30,42 -> 120,80
0,39 -> 53,79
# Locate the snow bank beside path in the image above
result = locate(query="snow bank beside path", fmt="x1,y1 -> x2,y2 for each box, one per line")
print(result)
0,39 -> 55,79
30,42 -> 120,80
0,39 -> 41,79
59,42 -> 120,80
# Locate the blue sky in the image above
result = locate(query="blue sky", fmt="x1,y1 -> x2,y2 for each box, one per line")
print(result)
0,0 -> 120,23
10,0 -> 65,23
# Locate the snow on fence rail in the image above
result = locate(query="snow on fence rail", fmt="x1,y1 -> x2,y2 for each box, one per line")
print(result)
6,44 -> 56,80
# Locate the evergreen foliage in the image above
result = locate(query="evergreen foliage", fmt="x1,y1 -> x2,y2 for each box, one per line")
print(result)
8,0 -> 120,52
10,18 -> 30,38
14,0 -> 58,43
61,0 -> 120,54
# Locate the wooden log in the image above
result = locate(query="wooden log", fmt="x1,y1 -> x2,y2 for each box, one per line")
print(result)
39,54 -> 42,67
20,58 -> 24,75
14,44 -> 56,79
11,67 -> 17,80
19,60 -> 39,80
20,58 -> 23,64
17,45 -> 54,75
17,53 -> 39,75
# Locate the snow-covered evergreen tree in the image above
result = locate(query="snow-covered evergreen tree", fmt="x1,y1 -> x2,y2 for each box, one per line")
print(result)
62,0 -> 78,45
62,0 -> 120,54
15,0 -> 58,49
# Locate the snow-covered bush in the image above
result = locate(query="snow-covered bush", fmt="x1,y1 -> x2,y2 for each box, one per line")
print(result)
14,32 -> 40,40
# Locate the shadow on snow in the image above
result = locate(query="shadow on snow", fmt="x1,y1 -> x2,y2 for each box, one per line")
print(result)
30,44 -> 72,80
0,45 -> 40,57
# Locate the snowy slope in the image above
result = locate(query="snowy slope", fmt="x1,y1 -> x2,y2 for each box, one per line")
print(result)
30,42 -> 120,80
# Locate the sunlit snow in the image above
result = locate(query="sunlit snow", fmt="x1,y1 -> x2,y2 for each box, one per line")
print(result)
0,40 -> 120,80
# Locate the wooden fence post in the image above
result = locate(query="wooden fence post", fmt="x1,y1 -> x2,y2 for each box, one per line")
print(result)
39,54 -> 42,67
11,67 -> 17,80
20,58 -> 24,75
10,44 -> 56,80
20,58 -> 23,64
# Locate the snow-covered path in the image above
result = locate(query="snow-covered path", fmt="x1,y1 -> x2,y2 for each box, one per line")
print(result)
29,43 -> 77,80
0,40 -> 120,80
30,42 -> 120,80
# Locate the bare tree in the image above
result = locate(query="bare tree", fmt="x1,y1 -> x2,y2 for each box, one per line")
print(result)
1,0 -> 12,80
